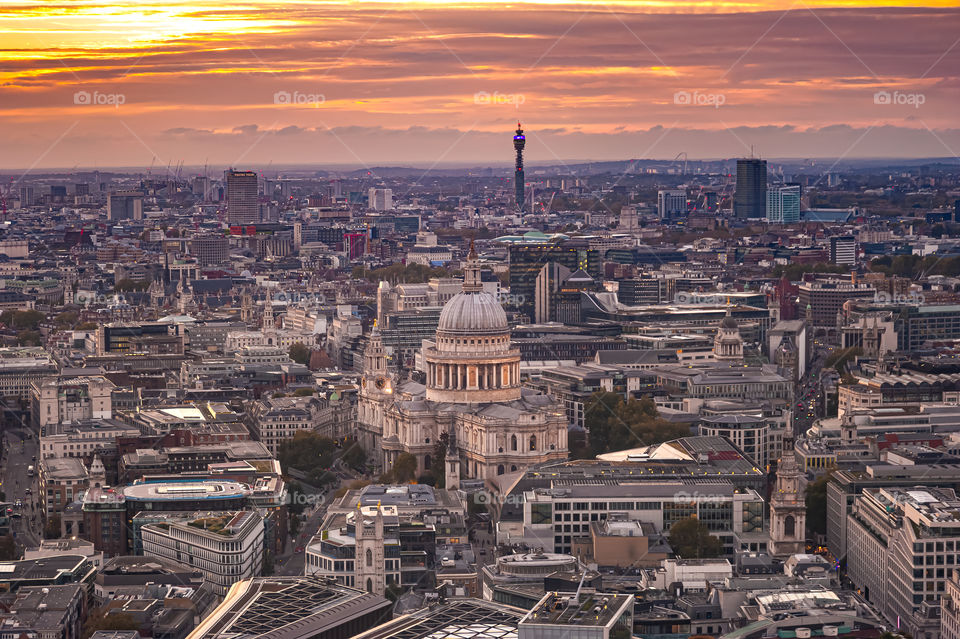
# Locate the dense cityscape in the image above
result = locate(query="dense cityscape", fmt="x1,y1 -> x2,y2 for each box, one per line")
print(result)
0,127 -> 958,639
2,0 -> 959,633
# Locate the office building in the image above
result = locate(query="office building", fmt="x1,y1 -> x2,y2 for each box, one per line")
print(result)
367,188 -> 393,211
30,375 -> 115,430
734,158 -> 767,219
657,189 -> 687,221
506,237 -> 601,321
190,234 -> 229,266
797,281 -> 875,327
519,592 -> 634,639
226,170 -> 258,224
141,510 -> 264,597
187,576 -> 392,639
830,235 -> 858,266
107,190 -> 144,221
846,487 -> 960,639
766,183 -> 801,223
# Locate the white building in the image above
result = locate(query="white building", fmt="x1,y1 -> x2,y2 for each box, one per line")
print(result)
657,190 -> 686,220
368,188 -> 393,211
141,510 -> 265,597
766,184 -> 801,224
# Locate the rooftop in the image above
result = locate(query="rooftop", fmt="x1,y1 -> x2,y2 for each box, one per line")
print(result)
187,576 -> 391,639
522,592 -> 633,628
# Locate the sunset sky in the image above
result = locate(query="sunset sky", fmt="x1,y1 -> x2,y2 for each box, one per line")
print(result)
2,0 -> 959,169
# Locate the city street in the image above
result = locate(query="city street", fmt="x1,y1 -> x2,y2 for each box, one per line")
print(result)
275,483 -> 336,576
1,426 -> 41,548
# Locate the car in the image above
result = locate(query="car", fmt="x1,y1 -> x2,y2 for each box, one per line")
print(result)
24,488 -> 31,495
295,546 -> 304,553
14,500 -> 22,508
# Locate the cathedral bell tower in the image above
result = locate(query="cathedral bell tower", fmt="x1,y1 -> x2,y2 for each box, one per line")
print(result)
769,436 -> 807,557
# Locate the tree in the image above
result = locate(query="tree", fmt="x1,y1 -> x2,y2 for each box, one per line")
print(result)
289,342 -> 311,365
114,278 -> 150,292
44,514 -> 62,539
0,535 -> 17,561
82,609 -> 140,639
584,391 -> 689,457
16,330 -> 43,346
53,311 -> 79,328
292,387 -> 315,397
0,309 -> 45,331
805,471 -> 834,536
342,444 -> 367,471
277,432 -> 337,485
430,432 -> 449,488
668,516 -> 723,559
389,453 -> 418,483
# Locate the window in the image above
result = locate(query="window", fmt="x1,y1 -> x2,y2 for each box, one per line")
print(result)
366,548 -> 373,567
511,435 -> 517,451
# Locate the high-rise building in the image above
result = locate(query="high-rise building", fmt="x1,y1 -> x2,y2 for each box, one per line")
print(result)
734,158 -> 767,219
226,170 -> 258,224
190,233 -> 229,267
506,238 -> 601,321
514,122 -> 526,212
830,235 -> 857,266
107,190 -> 144,221
367,188 -> 393,211
657,189 -> 686,220
766,183 -> 802,224
18,186 -> 35,207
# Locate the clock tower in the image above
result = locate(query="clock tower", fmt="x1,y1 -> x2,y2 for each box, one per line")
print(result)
357,323 -> 392,469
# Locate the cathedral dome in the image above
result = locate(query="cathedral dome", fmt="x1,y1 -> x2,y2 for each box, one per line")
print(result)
437,291 -> 508,336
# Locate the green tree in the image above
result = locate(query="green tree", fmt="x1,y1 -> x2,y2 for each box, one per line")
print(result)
0,534 -> 17,561
82,610 -> 140,639
53,311 -> 79,328
668,516 -> 723,559
0,309 -> 46,331
292,387 -> 315,397
114,278 -> 150,292
342,443 -> 367,471
286,481 -> 307,515
277,432 -> 337,485
44,514 -> 61,539
430,432 -> 449,488
289,342 -> 311,365
584,391 -> 689,457
389,452 -> 418,483
16,330 -> 43,346
805,471 -> 834,536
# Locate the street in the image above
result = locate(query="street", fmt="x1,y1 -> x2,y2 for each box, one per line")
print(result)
1,426 -> 41,548
274,483 -> 337,576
